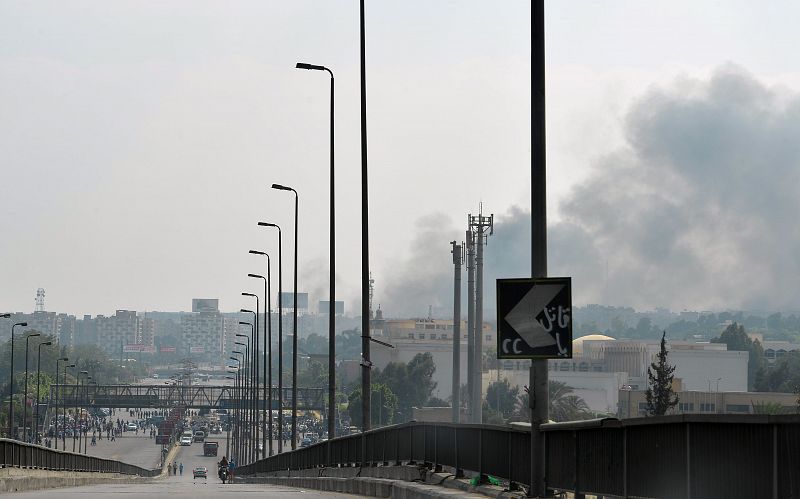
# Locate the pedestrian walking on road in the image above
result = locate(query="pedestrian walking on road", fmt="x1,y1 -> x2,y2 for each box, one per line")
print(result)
179,463 -> 183,475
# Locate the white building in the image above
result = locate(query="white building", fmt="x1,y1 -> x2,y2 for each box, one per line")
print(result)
371,318 -> 494,400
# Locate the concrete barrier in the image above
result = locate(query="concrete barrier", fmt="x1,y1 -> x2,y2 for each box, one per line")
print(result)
239,465 -> 527,499
0,467 -> 151,493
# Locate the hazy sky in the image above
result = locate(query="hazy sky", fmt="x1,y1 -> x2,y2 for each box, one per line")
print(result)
3,1 -> 800,317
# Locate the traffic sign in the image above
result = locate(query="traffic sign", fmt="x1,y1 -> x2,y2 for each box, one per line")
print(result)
496,277 -> 572,359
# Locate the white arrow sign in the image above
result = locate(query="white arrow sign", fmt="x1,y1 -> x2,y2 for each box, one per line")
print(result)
504,283 -> 563,349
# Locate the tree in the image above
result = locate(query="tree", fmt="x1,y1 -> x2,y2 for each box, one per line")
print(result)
347,383 -> 398,428
484,379 -> 520,420
374,352 -> 436,422
296,360 -> 327,389
549,381 -> 592,422
712,322 -> 766,390
645,332 -> 679,416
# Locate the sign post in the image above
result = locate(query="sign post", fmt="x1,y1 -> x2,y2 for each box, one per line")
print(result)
496,277 -> 572,360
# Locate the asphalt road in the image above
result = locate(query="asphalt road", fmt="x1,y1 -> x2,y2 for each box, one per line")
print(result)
58,419 -> 162,469
11,479 -> 355,499
15,435 -> 353,499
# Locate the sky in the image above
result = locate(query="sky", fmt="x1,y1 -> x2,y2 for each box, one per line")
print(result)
3,1 -> 800,318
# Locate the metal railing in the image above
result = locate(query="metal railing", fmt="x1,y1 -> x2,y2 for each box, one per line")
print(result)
237,415 -> 800,498
237,421 -> 531,487
0,438 -> 160,477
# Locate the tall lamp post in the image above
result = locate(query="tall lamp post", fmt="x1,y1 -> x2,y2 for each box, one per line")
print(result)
81,375 -> 91,454
296,61 -> 337,442
23,332 -> 41,442
230,355 -> 243,462
35,341 -> 52,443
8,321 -> 29,438
85,380 -> 96,454
74,370 -> 88,452
62,363 -> 75,450
242,288 -> 261,455
235,332 -> 252,463
258,221 -> 283,453
271,183 -> 299,449
54,357 -> 68,449
225,372 -> 238,458
247,256 -> 272,456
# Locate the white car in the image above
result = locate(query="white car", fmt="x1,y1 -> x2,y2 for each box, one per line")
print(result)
126,423 -> 138,431
180,436 -> 192,446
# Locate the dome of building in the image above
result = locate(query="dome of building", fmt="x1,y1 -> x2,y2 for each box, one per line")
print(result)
572,334 -> 616,355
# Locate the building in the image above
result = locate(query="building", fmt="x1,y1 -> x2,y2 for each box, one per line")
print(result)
180,299 -> 235,364
371,317 -> 495,401
96,310 -> 138,355
618,389 -> 799,418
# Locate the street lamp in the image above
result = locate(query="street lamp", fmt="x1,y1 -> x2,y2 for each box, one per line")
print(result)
74,370 -> 88,452
271,183 -> 299,449
35,341 -> 52,444
230,356 -> 242,462
8,321 -> 28,438
54,357 -> 68,449
81,375 -> 92,453
236,329 -> 252,463
248,251 -> 272,456
225,372 -> 238,458
23,332 -> 41,442
85,380 -> 96,454
258,221 -> 284,453
62,363 -> 75,450
296,61 -> 337,441
241,291 -> 260,455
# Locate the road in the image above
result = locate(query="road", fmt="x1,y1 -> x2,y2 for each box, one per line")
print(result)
15,435 -> 353,499
57,419 -> 162,469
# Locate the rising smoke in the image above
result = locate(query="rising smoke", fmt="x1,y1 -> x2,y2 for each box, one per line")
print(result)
384,65 -> 800,316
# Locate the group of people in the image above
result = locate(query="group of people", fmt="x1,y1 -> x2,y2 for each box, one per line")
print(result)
168,462 -> 184,475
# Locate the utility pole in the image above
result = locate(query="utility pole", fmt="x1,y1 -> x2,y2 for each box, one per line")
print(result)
359,0 -> 372,438
469,209 -> 493,423
465,229 -> 475,420
451,241 -> 462,423
530,0 -> 548,496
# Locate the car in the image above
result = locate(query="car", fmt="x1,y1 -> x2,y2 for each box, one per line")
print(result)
180,436 -> 192,446
193,430 -> 205,442
152,373 -> 159,379
126,422 -> 138,431
192,466 -> 208,479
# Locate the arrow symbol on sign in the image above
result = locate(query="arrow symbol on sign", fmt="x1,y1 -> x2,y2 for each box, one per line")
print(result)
504,283 -> 563,349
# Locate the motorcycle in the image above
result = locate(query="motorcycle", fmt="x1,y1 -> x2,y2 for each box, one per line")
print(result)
218,466 -> 229,484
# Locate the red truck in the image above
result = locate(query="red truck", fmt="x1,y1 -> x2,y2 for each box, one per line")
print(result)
203,441 -> 219,457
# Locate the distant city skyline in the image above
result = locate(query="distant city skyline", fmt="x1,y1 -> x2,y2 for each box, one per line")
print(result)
4,2 -> 800,315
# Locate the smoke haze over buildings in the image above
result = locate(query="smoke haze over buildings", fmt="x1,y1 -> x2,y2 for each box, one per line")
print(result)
383,66 -> 800,318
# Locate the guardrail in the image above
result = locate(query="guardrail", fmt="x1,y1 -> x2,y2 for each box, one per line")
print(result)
0,438 -> 160,477
237,421 -> 531,488
237,415 -> 800,498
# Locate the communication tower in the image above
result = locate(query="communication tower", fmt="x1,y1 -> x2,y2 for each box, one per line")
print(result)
35,288 -> 45,312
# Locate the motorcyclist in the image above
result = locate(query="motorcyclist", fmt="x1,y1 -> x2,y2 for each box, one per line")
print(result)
218,456 -> 229,482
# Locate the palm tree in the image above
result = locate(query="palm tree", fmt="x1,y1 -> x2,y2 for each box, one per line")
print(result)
549,381 -> 592,422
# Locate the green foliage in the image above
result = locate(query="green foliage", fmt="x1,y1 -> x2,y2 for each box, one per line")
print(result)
346,383 -> 398,428
373,352 -> 437,423
484,379 -> 520,420
645,332 -> 679,416
751,401 -> 786,415
426,396 -> 448,407
712,322 -> 766,390
549,381 -> 592,422
296,360 -> 327,389
755,351 -> 800,393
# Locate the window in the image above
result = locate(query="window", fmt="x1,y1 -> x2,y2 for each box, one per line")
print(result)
419,334 -> 425,340
726,404 -> 750,413
559,363 -> 571,371
638,402 -> 648,411
441,334 -> 448,340
425,324 -> 435,330
485,334 -> 492,341
408,334 -> 414,339
700,403 -> 715,412
678,403 -> 694,412
578,362 -> 589,372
